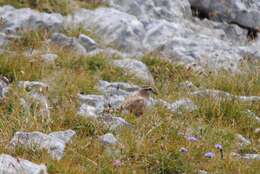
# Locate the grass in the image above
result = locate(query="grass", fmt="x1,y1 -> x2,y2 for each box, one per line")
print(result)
0,0 -> 105,15
0,29 -> 259,174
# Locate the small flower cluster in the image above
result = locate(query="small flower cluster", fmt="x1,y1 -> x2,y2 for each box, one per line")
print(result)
181,135 -> 224,159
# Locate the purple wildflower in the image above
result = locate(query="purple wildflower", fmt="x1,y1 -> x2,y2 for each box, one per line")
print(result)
204,152 -> 214,158
179,147 -> 188,153
215,144 -> 224,159
215,144 -> 222,150
186,136 -> 198,142
113,160 -> 121,167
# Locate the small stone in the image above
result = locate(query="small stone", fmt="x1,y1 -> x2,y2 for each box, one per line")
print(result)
78,34 -> 97,52
40,53 -> 58,63
235,134 -> 251,147
99,133 -> 118,145
241,154 -> 260,160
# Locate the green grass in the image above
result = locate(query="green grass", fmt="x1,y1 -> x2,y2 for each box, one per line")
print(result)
0,30 -> 259,174
0,0 -> 105,15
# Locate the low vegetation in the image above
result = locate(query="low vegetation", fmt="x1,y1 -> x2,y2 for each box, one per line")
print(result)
0,26 -> 259,174
0,0 -> 105,15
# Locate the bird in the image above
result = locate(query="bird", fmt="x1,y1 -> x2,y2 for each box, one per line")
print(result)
115,87 -> 157,117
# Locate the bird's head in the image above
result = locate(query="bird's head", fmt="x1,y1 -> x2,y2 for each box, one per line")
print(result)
139,86 -> 158,97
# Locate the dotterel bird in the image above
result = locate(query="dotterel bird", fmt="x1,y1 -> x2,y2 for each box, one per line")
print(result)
116,87 -> 157,117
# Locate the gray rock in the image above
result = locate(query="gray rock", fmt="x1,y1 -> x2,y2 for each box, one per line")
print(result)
0,76 -> 9,99
77,103 -> 99,119
112,59 -> 154,83
108,0 -> 192,21
235,134 -> 251,147
243,110 -> 260,123
99,133 -> 118,145
78,94 -> 105,111
40,53 -> 58,63
51,33 -> 87,55
18,81 -> 48,92
179,81 -> 198,91
198,170 -> 208,174
241,154 -> 260,160
78,34 -> 97,52
9,130 -> 75,160
0,5 -> 63,34
97,80 -> 140,96
0,154 -> 47,174
67,8 -> 145,55
192,89 -> 260,102
254,128 -> 260,134
67,0 -> 260,72
100,115 -> 131,130
188,0 -> 260,29
157,98 -> 197,113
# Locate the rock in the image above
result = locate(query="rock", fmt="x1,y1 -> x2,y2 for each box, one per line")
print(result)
77,103 -> 99,119
243,110 -> 260,123
112,59 -> 154,83
99,133 -> 118,145
235,134 -> 251,147
0,5 -> 63,34
192,89 -> 260,102
108,0 -> 192,21
198,170 -> 208,174
179,81 -> 198,91
18,81 -> 48,92
78,94 -> 105,112
51,33 -> 87,55
66,1 -> 260,72
254,128 -> 260,134
100,115 -> 131,130
9,130 -> 75,160
67,8 -> 145,55
40,53 -> 58,63
0,76 -> 9,99
188,0 -> 260,30
97,80 -> 140,96
78,34 -> 97,52
241,154 -> 260,160
157,98 -> 197,113
21,92 -> 50,121
0,154 -> 47,174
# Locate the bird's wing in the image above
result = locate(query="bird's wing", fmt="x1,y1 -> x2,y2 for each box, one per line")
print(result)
120,96 -> 145,110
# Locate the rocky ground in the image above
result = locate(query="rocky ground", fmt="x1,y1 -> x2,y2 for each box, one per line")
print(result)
0,0 -> 259,173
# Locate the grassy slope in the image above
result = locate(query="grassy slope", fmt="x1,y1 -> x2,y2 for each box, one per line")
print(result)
0,29 -> 259,174
0,2 -> 259,173
0,0 -> 105,14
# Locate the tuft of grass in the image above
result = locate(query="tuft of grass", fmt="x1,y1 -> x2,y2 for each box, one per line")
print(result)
0,0 -> 106,15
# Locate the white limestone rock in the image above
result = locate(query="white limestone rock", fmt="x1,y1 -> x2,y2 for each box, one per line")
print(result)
9,130 -> 76,160
0,154 -> 47,174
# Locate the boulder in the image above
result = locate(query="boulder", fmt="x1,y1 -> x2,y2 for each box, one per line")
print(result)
51,33 -> 87,55
0,5 -> 63,34
108,0 -> 192,21
188,0 -> 260,30
9,130 -> 76,160
67,8 -> 145,55
0,154 -> 47,174
112,59 -> 154,83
